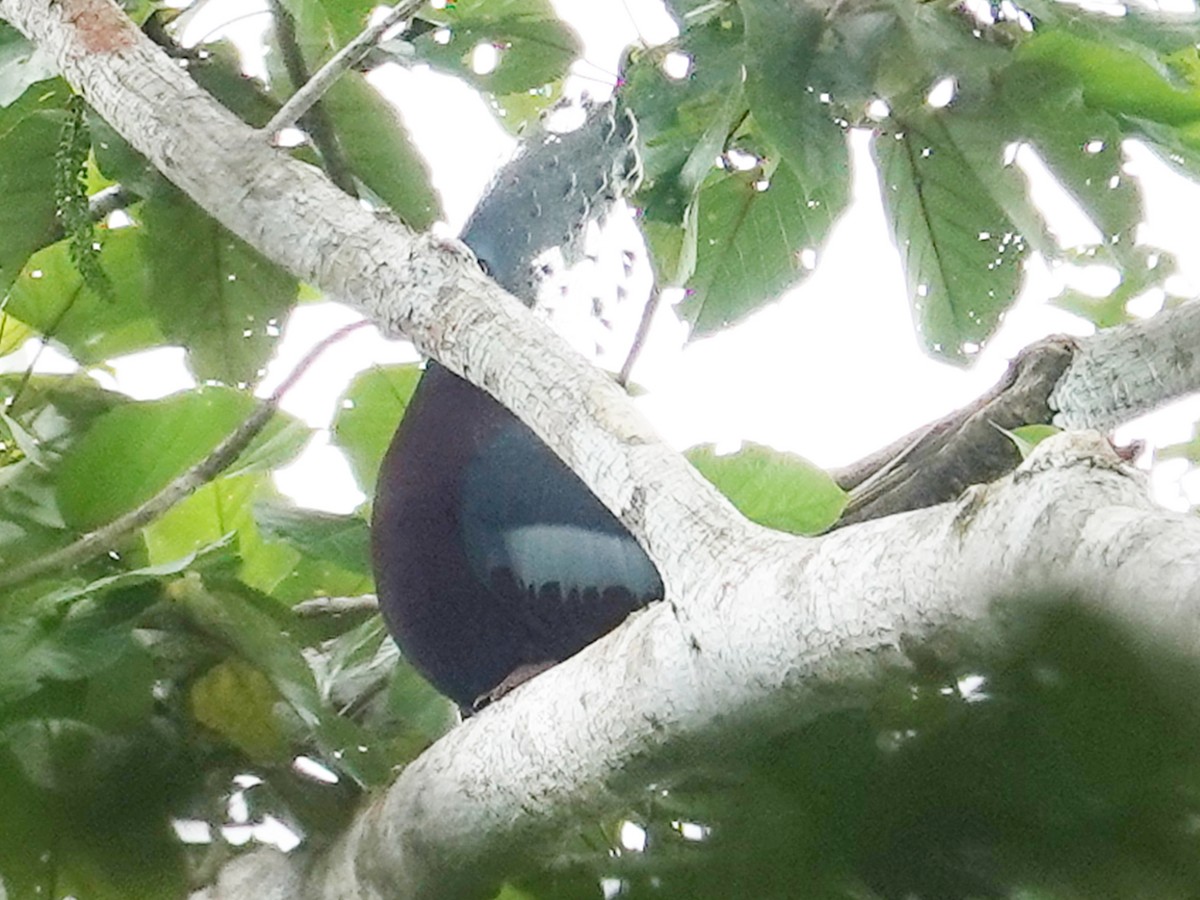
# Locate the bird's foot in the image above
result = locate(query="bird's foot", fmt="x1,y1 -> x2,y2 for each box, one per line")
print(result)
471,660 -> 557,713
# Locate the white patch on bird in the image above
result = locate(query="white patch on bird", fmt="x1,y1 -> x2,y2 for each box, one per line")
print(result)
504,524 -> 659,598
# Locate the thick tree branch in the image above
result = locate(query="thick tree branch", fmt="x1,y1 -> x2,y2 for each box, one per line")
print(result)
834,301 -> 1200,525
202,433 -> 1200,899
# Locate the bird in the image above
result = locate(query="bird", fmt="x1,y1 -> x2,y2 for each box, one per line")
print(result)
371,100 -> 661,710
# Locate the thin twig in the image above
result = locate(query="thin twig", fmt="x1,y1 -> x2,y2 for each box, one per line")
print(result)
618,285 -> 661,387
263,1 -> 424,136
0,320 -> 371,591
267,0 -> 359,196
294,594 -> 380,617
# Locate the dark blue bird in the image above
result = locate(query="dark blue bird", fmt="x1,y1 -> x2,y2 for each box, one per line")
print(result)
371,102 -> 661,709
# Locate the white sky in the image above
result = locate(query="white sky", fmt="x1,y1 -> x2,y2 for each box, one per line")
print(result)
16,0 -> 1200,513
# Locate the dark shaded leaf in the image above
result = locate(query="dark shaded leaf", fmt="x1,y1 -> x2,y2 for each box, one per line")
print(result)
140,192 -> 298,385
873,113 -> 1028,362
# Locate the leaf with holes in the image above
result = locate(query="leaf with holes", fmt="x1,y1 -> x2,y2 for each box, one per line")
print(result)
140,192 -> 298,385
678,162 -> 826,337
873,113 -> 1028,363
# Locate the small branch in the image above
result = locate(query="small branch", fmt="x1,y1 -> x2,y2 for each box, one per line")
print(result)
88,184 -> 138,222
831,337 -> 1076,526
267,0 -> 358,196
263,1 -> 423,136
618,285 -> 661,387
293,594 -> 380,618
0,321 -> 370,591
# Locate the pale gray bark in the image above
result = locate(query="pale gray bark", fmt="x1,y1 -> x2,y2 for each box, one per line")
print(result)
2,3 -> 1199,899
1053,301 -> 1200,430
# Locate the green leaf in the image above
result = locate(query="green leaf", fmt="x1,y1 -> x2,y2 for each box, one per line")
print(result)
679,162 -> 826,336
741,0 -> 851,206
331,364 -> 423,496
254,501 -> 372,577
6,228 -> 164,364
686,442 -> 845,535
0,109 -> 66,294
140,192 -> 298,385
1155,421 -> 1200,466
625,10 -> 747,229
144,473 -> 367,601
994,423 -> 1062,460
0,374 -> 124,568
54,387 -> 299,531
0,579 -> 160,708
873,113 -> 1028,363
176,576 -> 391,785
996,62 -> 1146,268
1017,30 -> 1200,127
321,72 -> 441,229
414,0 -> 581,99
190,658 -> 290,761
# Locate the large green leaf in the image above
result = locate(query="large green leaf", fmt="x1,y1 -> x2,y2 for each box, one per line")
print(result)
54,388 -> 303,531
331,364 -> 422,497
139,192 -> 298,384
873,113 -> 1028,363
6,228 -> 164,364
686,442 -> 845,535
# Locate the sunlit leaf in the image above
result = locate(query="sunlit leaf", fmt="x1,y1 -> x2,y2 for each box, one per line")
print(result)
686,442 -> 845,535
331,364 -> 423,497
55,388 -> 301,531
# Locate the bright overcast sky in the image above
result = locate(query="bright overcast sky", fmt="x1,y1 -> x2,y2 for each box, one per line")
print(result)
17,0 -> 1200,513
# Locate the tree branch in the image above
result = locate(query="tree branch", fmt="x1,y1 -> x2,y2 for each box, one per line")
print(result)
266,0 -> 358,196
262,1 -> 422,136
